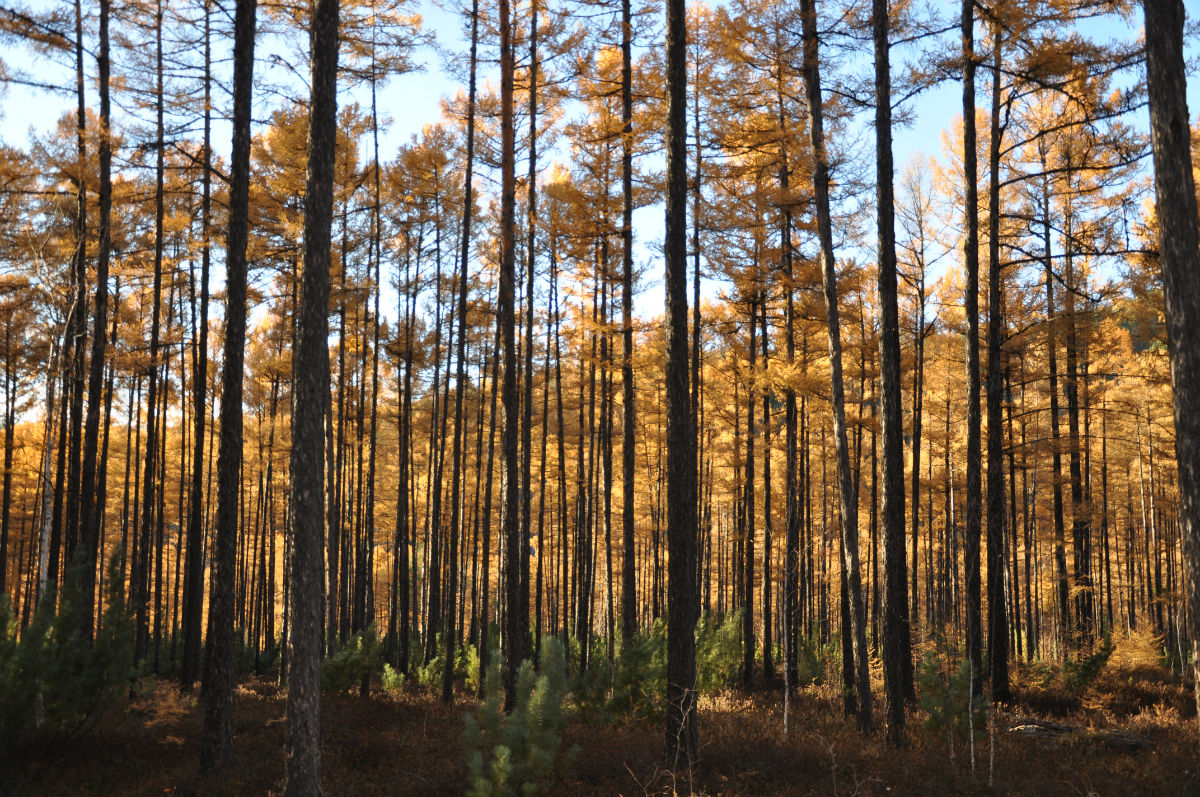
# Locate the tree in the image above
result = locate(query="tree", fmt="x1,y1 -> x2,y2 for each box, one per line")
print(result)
498,0 -> 525,712
960,0 -> 983,698
1142,0 -> 1200,732
444,0 -> 480,707
287,0 -> 340,789
800,0 -> 873,733
663,0 -> 698,766
872,0 -> 911,742
199,0 -> 256,773
181,0 -> 214,692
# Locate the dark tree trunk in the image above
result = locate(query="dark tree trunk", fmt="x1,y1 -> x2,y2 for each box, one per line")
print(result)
985,24 -> 1009,700
1143,0 -> 1200,733
136,0 -> 168,665
181,0 -> 213,691
620,0 -> 637,645
63,0 -> 88,628
743,298 -> 756,689
664,0 -> 699,765
872,0 -> 911,740
200,0 -> 256,772
444,0 -> 480,701
519,0 -> 539,672
961,0 -> 984,697
801,0 -> 873,733
498,0 -> 526,710
75,0 -> 114,637
286,0 -> 338,790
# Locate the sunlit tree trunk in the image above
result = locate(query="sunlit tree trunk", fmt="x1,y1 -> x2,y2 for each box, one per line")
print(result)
802,0 -> 873,733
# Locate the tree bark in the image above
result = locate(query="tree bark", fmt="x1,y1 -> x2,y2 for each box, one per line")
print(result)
620,0 -> 637,645
444,0 -> 480,702
200,0 -> 256,773
961,0 -> 984,697
664,0 -> 699,765
286,0 -> 338,790
985,22 -> 1009,700
801,0 -> 873,733
873,0 -> 912,740
498,0 -> 526,710
1142,0 -> 1200,735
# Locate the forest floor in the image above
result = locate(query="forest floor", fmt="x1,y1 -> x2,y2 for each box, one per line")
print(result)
9,639 -> 1199,796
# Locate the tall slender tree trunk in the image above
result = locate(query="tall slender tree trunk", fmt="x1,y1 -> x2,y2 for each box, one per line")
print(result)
960,0 -> 983,696
743,298 -> 756,688
873,0 -> 912,740
801,0 -> 873,733
75,0 -> 114,636
985,24 -> 1010,699
136,0 -> 168,664
444,0 -> 480,701
664,0 -> 699,764
620,0 -> 637,645
286,0 -> 338,790
498,0 -> 526,710
200,0 -> 256,772
1143,0 -> 1200,733
62,0 -> 88,627
181,0 -> 213,690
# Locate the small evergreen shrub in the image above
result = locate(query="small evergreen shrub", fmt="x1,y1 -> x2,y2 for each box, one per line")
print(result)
1065,636 -> 1116,693
382,663 -> 405,694
606,620 -> 666,721
413,636 -> 477,692
463,638 -> 575,797
917,650 -> 987,756
695,611 -> 742,693
0,549 -> 139,773
795,635 -> 831,687
321,626 -> 381,694
462,643 -> 480,694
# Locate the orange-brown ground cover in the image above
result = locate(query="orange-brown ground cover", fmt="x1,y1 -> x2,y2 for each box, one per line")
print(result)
9,642 -> 1198,796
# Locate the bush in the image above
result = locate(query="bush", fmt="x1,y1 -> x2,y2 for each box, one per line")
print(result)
695,611 -> 742,693
464,638 -> 575,797
795,635 -> 831,688
0,549 -> 139,773
1065,636 -> 1115,693
321,626 -> 381,694
382,663 -> 405,694
917,650 -> 987,758
606,620 -> 666,721
413,636 -> 478,693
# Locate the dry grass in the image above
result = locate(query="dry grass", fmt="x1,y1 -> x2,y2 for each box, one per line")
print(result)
8,652 -> 1198,797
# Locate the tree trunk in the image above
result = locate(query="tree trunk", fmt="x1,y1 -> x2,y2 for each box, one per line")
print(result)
620,0 -> 637,645
664,0 -> 699,765
960,0 -> 983,697
873,0 -> 912,740
181,0 -> 213,690
985,23 -> 1009,699
498,0 -> 526,710
200,0 -> 256,772
75,0 -> 114,637
800,0 -> 873,733
1143,0 -> 1200,734
285,0 -> 338,790
444,0 -> 480,701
